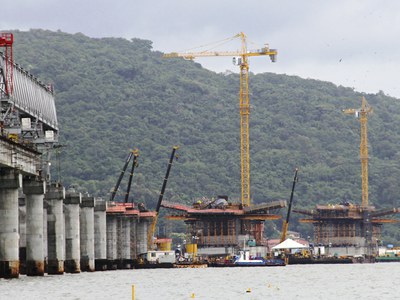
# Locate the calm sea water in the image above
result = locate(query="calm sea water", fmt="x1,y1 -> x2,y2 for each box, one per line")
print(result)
0,263 -> 398,299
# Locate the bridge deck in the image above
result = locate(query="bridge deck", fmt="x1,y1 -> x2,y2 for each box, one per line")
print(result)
0,135 -> 40,175
1,54 -> 58,132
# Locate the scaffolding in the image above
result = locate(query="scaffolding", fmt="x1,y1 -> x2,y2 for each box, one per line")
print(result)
295,203 -> 398,256
163,198 -> 285,252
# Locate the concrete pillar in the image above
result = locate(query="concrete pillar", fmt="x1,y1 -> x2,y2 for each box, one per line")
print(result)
136,219 -> 148,256
64,189 -> 81,273
0,170 -> 21,279
106,214 -> 118,270
23,177 -> 46,276
94,199 -> 107,271
117,216 -> 131,269
18,195 -> 26,274
43,200 -> 48,273
80,196 -> 95,272
45,183 -> 65,274
129,216 -> 137,260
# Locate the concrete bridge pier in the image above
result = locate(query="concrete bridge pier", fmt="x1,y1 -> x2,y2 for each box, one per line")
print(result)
80,195 -> 95,272
130,216 -> 137,260
23,177 -> 46,276
0,170 -> 21,278
18,195 -> 26,274
136,220 -> 149,257
106,214 -> 118,270
43,200 -> 48,273
45,183 -> 65,274
94,199 -> 107,271
64,189 -> 81,273
117,216 -> 131,269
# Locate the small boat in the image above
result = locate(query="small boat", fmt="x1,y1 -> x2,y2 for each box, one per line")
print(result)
233,250 -> 285,267
134,250 -> 176,269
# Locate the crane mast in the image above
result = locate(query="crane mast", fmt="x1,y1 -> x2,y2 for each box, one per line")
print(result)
164,33 -> 277,206
239,33 -> 251,206
343,96 -> 373,208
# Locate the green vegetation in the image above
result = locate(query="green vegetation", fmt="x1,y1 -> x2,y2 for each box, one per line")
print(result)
11,29 -> 400,244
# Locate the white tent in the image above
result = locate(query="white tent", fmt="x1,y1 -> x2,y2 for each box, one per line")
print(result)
271,238 -> 308,250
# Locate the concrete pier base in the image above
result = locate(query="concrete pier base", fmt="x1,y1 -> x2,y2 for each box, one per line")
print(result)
130,217 -> 137,260
94,199 -> 107,271
45,183 -> 65,275
23,178 -> 46,276
64,188 -> 81,273
0,170 -> 21,279
80,196 -> 95,272
106,214 -> 118,270
117,216 -> 131,269
123,218 -> 132,268
18,195 -> 26,275
43,200 -> 48,273
136,220 -> 149,256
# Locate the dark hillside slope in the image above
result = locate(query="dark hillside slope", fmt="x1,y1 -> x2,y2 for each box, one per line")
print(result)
10,29 -> 400,243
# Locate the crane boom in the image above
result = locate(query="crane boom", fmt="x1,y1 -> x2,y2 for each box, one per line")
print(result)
280,168 -> 299,243
124,150 -> 139,203
164,33 -> 277,206
110,149 -> 139,202
343,96 -> 373,207
163,48 -> 277,59
148,146 -> 179,249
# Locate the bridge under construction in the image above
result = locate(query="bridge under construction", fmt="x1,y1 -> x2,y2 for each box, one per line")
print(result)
163,198 -> 286,257
2,31 -> 400,279
0,34 -> 156,278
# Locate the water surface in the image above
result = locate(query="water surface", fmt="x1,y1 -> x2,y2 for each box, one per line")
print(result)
0,263 -> 398,299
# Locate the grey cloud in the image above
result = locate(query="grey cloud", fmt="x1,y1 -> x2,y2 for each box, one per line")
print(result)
1,0 -> 400,97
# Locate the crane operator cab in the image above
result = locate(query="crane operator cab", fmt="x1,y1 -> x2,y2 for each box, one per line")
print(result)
232,57 -> 242,66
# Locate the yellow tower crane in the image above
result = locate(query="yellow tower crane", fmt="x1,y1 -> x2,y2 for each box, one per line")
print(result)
164,32 -> 277,206
343,96 -> 373,208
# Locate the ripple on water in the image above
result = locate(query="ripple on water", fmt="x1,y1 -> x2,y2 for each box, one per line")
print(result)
1,264 -> 399,300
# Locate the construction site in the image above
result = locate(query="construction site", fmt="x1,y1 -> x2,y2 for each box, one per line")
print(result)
294,203 -> 398,258
2,29 -> 400,280
293,97 -> 399,260
162,198 -> 286,258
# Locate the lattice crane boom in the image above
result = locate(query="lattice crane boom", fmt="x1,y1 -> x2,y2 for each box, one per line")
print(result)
164,33 -> 277,206
343,96 -> 373,208
148,146 -> 179,249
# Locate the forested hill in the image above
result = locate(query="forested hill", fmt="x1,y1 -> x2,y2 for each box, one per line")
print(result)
10,29 -> 400,242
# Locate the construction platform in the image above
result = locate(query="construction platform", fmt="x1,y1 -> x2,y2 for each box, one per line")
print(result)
294,202 -> 399,257
162,196 -> 286,257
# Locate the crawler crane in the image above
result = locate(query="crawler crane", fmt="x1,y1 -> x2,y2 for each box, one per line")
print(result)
280,168 -> 299,243
147,146 -> 179,250
164,33 -> 277,206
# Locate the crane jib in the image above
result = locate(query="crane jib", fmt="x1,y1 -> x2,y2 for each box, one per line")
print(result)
163,33 -> 277,206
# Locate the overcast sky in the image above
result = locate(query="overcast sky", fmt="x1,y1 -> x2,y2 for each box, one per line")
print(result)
2,0 -> 400,98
